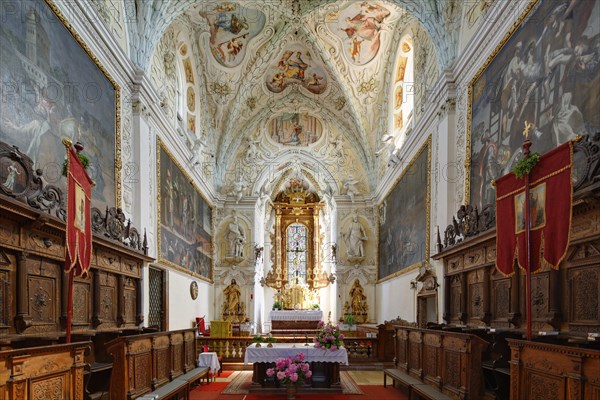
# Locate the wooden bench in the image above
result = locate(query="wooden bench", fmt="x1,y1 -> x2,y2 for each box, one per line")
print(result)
136,367 -> 209,400
383,368 -> 422,391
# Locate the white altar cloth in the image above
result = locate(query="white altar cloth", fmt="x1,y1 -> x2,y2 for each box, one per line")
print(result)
244,343 -> 348,365
270,310 -> 323,321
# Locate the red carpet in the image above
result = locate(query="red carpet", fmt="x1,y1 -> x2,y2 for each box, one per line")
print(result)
191,381 -> 407,400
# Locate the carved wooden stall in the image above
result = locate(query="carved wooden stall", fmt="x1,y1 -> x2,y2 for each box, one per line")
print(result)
0,341 -> 89,400
385,325 -> 487,399
0,140 -> 151,348
433,133 -> 600,399
106,329 -> 207,400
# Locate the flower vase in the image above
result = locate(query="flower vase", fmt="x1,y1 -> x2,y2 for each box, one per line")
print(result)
267,342 -> 273,348
255,343 -> 261,347
286,385 -> 297,399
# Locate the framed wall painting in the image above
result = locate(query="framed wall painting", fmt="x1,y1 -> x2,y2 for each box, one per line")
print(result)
157,138 -> 213,282
0,0 -> 120,210
378,137 -> 431,282
467,0 -> 599,211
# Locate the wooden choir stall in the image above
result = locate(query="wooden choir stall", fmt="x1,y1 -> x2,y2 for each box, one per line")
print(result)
431,133 -> 600,400
0,141 -> 153,399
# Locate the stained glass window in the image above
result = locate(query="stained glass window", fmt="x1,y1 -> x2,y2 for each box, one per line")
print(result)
287,223 -> 307,285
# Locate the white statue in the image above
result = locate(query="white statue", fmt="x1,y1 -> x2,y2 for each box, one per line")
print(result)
245,137 -> 261,163
189,136 -> 208,166
227,214 -> 246,258
343,214 -> 367,258
375,134 -> 400,166
229,176 -> 249,204
342,175 -> 360,203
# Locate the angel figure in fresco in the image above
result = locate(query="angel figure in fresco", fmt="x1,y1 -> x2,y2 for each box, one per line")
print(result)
340,2 -> 390,63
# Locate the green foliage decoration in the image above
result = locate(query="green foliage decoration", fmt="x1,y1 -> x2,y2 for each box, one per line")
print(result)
512,153 -> 540,179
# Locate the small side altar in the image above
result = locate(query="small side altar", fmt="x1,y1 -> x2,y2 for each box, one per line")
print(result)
244,343 -> 348,392
270,310 -> 323,333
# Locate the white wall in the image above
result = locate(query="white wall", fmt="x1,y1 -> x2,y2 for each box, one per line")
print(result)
168,269 -> 214,330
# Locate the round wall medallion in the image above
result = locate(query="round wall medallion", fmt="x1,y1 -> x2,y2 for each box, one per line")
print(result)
190,281 -> 198,300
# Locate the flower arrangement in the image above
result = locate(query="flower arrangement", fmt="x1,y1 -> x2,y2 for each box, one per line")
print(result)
314,320 -> 344,350
266,333 -> 277,347
266,352 -> 312,386
272,300 -> 283,310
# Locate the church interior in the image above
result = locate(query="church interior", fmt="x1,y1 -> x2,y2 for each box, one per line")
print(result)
0,0 -> 599,399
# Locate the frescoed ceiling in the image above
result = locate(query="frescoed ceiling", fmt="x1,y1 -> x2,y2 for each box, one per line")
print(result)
125,0 -> 458,197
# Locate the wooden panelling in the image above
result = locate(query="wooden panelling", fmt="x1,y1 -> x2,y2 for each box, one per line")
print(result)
0,342 -> 89,400
508,339 -> 600,400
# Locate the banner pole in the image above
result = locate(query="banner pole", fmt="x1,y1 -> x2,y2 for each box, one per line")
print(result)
522,135 -> 533,341
66,268 -> 74,343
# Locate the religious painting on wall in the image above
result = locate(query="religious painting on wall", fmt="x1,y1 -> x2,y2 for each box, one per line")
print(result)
378,139 -> 430,281
468,0 -> 599,211
269,113 -> 323,146
325,1 -> 391,66
197,2 -> 266,68
157,139 -> 213,281
0,0 -> 119,210
265,43 -> 328,94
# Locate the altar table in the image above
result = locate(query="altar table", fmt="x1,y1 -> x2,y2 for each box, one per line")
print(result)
244,343 -> 348,391
270,310 -> 323,321
270,310 -> 323,332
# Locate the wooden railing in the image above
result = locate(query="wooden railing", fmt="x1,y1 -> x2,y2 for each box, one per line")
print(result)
197,336 -> 379,362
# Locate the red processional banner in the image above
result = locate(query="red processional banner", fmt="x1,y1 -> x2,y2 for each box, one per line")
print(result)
495,141 -> 573,276
64,141 -> 94,278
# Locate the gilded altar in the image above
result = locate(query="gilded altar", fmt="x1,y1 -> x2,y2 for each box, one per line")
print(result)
276,283 -> 319,310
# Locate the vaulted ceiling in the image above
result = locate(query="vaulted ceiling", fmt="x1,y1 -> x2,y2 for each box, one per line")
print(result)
124,0 -> 460,198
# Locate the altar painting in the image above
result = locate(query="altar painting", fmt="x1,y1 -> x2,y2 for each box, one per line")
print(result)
198,2 -> 265,68
325,2 -> 391,66
269,113 -> 323,146
378,140 -> 430,281
158,140 -> 213,281
469,0 -> 600,211
0,0 -> 119,210
265,44 -> 328,94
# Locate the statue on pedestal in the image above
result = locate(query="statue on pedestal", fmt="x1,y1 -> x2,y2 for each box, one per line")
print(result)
222,279 -> 245,322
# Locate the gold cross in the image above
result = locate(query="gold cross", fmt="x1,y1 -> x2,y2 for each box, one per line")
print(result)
523,120 -> 533,139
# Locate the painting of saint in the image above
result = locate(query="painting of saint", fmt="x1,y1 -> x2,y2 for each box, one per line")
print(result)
469,0 -> 600,211
158,141 -> 213,281
515,183 -> 546,233
269,113 -> 323,146
265,44 -> 328,94
198,3 -> 265,68
0,0 -> 118,210
326,2 -> 391,66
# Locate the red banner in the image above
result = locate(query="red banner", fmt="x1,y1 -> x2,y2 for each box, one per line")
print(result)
64,141 -> 94,278
495,141 -> 573,276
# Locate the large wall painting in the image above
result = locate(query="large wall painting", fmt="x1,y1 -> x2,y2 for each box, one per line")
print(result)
325,2 -> 391,66
468,0 -> 600,210
158,139 -> 213,281
0,0 -> 119,210
265,43 -> 328,94
269,113 -> 323,146
378,139 -> 430,281
198,2 -> 265,68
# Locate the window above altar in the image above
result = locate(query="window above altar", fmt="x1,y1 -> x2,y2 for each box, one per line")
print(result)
287,223 -> 307,285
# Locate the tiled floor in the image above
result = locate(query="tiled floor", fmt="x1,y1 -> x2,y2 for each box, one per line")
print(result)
346,371 -> 385,386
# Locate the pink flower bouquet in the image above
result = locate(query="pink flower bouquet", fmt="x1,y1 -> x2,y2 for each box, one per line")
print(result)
313,320 -> 344,350
266,352 -> 312,385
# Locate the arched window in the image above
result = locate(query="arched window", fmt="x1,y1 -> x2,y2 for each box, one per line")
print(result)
287,223 -> 307,285
392,35 -> 414,146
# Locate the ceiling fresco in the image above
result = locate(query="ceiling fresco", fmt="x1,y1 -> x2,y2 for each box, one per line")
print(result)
135,1 -> 454,196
